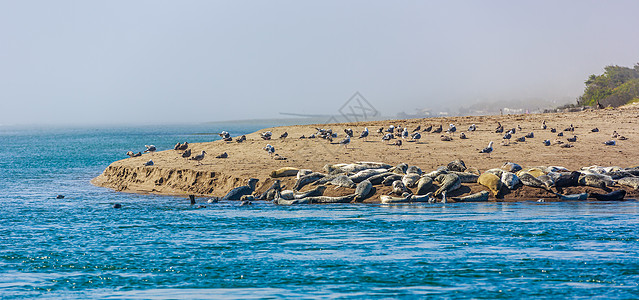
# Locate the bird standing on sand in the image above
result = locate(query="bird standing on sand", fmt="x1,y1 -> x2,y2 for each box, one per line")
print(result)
543,140 -> 551,146
495,122 -> 504,133
344,128 -> 353,137
382,133 -> 393,141
280,132 -> 288,139
260,131 -> 272,140
359,127 -> 369,139
264,144 -> 275,156
447,124 -> 457,135
503,132 -> 512,144
190,151 -> 206,164
468,124 -> 476,132
387,125 -> 395,133
144,145 -> 156,153
411,132 -> 421,142
459,132 -> 467,139
401,128 -> 409,139
144,159 -> 154,166
542,121 -> 547,130
480,141 -> 493,157
339,136 -> 351,149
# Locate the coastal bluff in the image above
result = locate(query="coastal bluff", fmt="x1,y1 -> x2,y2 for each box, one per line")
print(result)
92,105 -> 639,201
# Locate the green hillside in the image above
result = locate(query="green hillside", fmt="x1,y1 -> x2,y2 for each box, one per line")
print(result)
578,63 -> 639,107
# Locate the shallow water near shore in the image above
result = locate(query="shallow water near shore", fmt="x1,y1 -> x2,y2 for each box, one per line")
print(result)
1,125 -> 638,299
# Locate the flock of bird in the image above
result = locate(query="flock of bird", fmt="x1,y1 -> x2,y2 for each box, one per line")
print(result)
125,118 -> 628,167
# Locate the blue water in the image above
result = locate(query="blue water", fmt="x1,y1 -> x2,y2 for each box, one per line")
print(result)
1,124 -> 638,299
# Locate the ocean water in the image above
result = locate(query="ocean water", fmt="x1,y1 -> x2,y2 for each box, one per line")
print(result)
1,124 -> 638,299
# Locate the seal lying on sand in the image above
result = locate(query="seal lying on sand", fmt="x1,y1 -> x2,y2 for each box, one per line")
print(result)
270,167 -> 299,178
329,175 -> 356,189
452,191 -> 490,202
257,180 -> 282,200
354,180 -> 373,202
434,173 -> 461,197
415,176 -> 433,195
222,178 -> 259,200
389,180 -> 411,196
617,177 -> 639,190
518,173 -> 549,190
293,172 -> 325,191
402,173 -> 421,188
591,190 -> 626,201
478,172 -> 502,197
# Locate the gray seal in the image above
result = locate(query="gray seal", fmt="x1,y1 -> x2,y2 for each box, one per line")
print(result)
390,163 -> 408,174
402,173 -> 421,188
406,166 -> 423,175
501,172 -> 520,190
349,169 -> 388,183
447,171 -> 479,183
367,172 -> 395,185
578,174 -> 613,189
518,173 -> 548,190
617,177 -> 639,190
389,180 -> 411,196
447,159 -> 467,172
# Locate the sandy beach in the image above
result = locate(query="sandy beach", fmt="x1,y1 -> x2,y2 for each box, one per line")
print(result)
92,104 -> 639,202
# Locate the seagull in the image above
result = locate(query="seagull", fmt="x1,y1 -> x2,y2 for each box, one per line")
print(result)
359,127 -> 369,139
280,132 -> 288,139
423,125 -> 432,132
377,127 -> 384,134
236,135 -> 246,143
143,159 -> 154,166
459,132 -> 467,139
468,124 -> 476,132
344,128 -> 353,137
542,121 -> 547,130
219,131 -> 231,139
144,145 -> 156,153
411,132 -> 421,142
216,152 -> 228,158
479,141 -> 493,157
525,132 -> 534,138
413,125 -> 421,132
550,128 -> 557,133
260,131 -> 272,140
447,124 -> 457,135
495,122 -> 504,133
567,136 -> 577,143
382,133 -> 393,141
386,125 -> 395,133
339,136 -> 351,148
516,136 -> 526,142
263,144 -> 275,156
401,128 -> 409,139
181,148 -> 192,158
440,135 -> 452,141
557,132 -> 564,137
591,128 -> 599,132
392,140 -> 402,147
177,142 -> 189,150
174,142 -> 182,150
543,140 -> 551,146
190,151 -> 206,164
604,140 -> 616,146
433,125 -> 443,133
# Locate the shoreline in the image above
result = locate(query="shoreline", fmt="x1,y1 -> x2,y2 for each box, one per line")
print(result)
92,105 -> 639,202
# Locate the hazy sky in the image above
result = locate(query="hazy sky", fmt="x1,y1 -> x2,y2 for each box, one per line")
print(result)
1,1 -> 638,125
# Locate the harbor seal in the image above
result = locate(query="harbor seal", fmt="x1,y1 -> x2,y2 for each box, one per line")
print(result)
349,168 -> 388,183
478,172 -> 502,197
452,191 -> 490,202
415,176 -> 434,195
354,180 -> 373,202
380,192 -> 434,204
590,190 -> 626,201
553,171 -> 581,188
406,165 -> 423,175
293,172 -> 325,191
382,174 -> 403,186
390,163 -> 408,174
433,173 -> 461,197
447,171 -> 479,183
447,159 -> 467,172
578,174 -> 614,189
390,180 -> 411,196
270,167 -> 300,178
555,192 -> 588,200
425,167 -> 448,178
501,172 -> 520,190
501,162 -> 522,173
617,177 -> 639,190
402,173 -> 421,188
329,175 -> 357,189
518,173 -> 548,190
367,172 -> 395,185
485,168 -> 504,178
257,180 -> 282,200
222,178 -> 259,200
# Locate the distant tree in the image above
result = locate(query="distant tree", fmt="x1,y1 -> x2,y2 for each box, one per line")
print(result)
578,64 -> 639,107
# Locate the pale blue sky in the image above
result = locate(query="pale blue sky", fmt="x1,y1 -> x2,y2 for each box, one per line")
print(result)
1,1 -> 638,125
